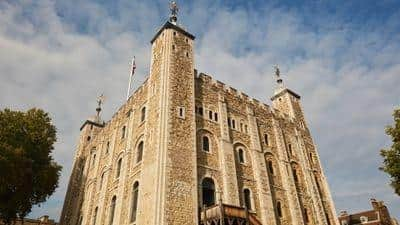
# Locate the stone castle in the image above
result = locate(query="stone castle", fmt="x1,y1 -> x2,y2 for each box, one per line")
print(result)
60,3 -> 339,225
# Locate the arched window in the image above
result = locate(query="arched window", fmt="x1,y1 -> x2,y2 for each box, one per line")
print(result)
238,148 -> 245,163
116,158 -> 122,178
243,188 -> 252,210
277,201 -> 283,218
109,196 -> 117,225
137,141 -> 144,163
268,160 -> 274,175
141,107 -> 146,122
130,182 -> 139,222
201,178 -> 215,207
264,134 -> 269,146
92,207 -> 98,225
202,136 -> 210,152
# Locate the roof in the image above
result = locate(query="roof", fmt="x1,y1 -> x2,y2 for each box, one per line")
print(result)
270,88 -> 301,101
150,21 -> 195,44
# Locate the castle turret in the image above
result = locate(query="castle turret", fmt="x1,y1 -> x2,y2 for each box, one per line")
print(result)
139,2 -> 198,224
271,67 -> 307,128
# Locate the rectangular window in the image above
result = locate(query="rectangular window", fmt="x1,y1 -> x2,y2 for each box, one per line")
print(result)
209,111 -> 213,120
214,113 -> 218,122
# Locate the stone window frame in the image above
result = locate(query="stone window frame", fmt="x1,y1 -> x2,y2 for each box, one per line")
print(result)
136,141 -> 144,164
235,146 -> 247,165
199,176 -> 219,207
264,133 -> 270,146
201,135 -> 211,153
242,187 -> 255,211
131,135 -> 145,168
276,200 -> 283,218
129,180 -> 140,224
108,195 -> 117,225
121,125 -> 127,140
115,157 -> 123,179
140,105 -> 147,123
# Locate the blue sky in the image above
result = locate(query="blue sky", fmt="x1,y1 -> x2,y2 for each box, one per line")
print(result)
1,0 -> 400,221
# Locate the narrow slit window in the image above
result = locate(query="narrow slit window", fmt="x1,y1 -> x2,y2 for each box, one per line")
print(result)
209,111 -> 213,120
268,161 -> 274,175
137,141 -> 144,163
238,148 -> 245,163
109,196 -> 117,225
141,107 -> 146,122
277,201 -> 283,217
116,158 -> 122,178
121,126 -> 126,139
130,182 -> 139,222
264,134 -> 269,146
244,189 -> 252,210
214,113 -> 218,122
202,136 -> 210,152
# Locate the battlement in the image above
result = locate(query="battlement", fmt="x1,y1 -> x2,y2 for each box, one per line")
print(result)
195,71 -> 291,121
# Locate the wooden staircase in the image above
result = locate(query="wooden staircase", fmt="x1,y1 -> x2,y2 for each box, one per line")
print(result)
199,203 -> 262,225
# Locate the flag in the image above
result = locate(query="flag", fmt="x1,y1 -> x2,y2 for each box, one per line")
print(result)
131,56 -> 136,76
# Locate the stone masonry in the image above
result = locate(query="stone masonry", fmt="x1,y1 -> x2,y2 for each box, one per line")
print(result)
59,6 -> 339,225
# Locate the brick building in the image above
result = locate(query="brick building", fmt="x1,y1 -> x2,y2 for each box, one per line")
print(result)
60,2 -> 339,225
338,199 -> 398,225
0,215 -> 57,225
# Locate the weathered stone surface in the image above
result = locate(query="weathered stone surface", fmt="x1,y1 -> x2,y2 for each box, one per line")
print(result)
59,20 -> 339,225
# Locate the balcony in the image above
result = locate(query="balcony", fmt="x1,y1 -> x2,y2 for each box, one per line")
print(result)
199,203 -> 262,225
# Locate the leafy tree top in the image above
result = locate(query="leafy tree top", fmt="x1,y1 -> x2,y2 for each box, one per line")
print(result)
0,108 -> 62,225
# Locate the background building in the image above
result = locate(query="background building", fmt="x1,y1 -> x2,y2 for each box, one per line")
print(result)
338,199 -> 398,225
60,3 -> 339,225
0,215 -> 57,225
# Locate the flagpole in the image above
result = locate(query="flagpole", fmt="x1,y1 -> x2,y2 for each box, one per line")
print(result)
126,56 -> 136,101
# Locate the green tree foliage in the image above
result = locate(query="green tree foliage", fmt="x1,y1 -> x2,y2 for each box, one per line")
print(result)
0,108 -> 62,225
380,108 -> 400,196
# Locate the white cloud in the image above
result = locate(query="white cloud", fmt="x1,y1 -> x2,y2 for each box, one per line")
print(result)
1,0 -> 399,220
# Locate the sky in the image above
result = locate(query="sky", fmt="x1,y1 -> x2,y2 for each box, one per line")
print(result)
0,0 -> 400,221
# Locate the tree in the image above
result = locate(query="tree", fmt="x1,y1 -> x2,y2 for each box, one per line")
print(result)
0,108 -> 62,225
380,108 -> 400,196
